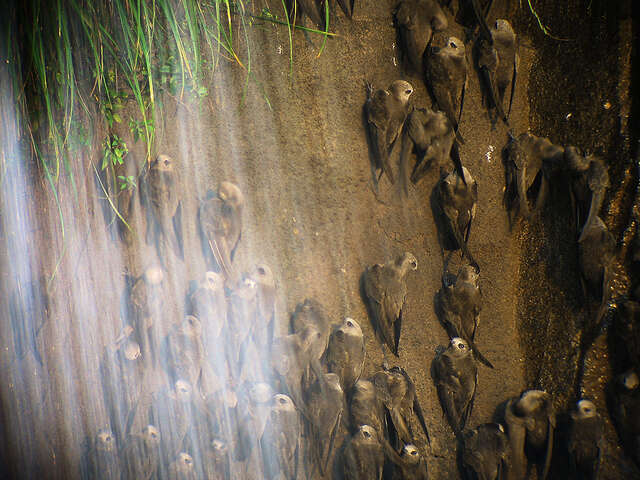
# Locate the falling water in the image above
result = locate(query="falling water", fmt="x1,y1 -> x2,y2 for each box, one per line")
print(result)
1,1 -> 638,479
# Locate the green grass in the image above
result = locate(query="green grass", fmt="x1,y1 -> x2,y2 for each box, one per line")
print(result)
4,0 -> 339,253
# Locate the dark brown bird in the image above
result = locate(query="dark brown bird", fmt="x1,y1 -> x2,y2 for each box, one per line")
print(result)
362,252 -> 418,363
342,424 -> 401,480
83,428 -> 121,480
149,380 -> 199,459
461,422 -> 510,480
425,35 -> 467,142
121,424 -> 161,480
365,80 -> 414,186
476,19 -> 517,126
504,389 -> 555,480
399,105 -> 460,190
199,182 -> 244,283
249,263 -> 277,359
290,298 -> 339,389
565,147 -> 610,242
371,365 -> 431,448
188,271 -> 227,352
503,132 -> 564,221
436,264 -> 493,368
349,379 -> 386,435
99,334 -> 145,441
436,166 -> 479,270
128,265 -> 165,364
325,317 -> 366,393
432,337 -> 477,434
144,154 -> 182,260
226,276 -> 260,382
270,325 -> 324,411
568,399 -> 603,480
164,315 -> 204,387
304,372 -> 344,476
394,0 -> 448,74
261,394 -> 301,480
578,215 -> 616,336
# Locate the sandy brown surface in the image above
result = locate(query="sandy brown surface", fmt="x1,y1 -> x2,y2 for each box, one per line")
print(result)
0,0 -> 638,478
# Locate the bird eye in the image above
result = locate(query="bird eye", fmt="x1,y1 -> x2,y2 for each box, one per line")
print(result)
458,343 -> 465,350
405,89 -> 412,95
279,397 -> 286,404
151,432 -> 157,438
411,450 -> 417,456
364,431 -> 371,438
257,267 -> 266,275
185,458 -> 191,465
347,320 -> 353,327
164,159 -> 170,166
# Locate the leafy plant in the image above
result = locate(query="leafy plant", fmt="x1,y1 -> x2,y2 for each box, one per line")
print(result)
129,117 -> 154,143
117,174 -> 136,191
102,134 -> 129,171
99,69 -> 128,128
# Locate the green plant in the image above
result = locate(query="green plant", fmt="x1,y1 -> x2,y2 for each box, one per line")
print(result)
117,174 -> 137,191
99,70 -> 128,128
129,117 -> 154,143
102,134 -> 129,171
6,0 -> 343,260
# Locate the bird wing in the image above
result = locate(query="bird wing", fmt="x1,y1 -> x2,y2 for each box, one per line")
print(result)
460,364 -> 477,431
426,54 -> 458,134
366,90 -> 394,181
396,4 -> 430,73
199,198 -> 235,280
364,265 -> 401,355
399,368 -> 431,445
441,197 -> 479,271
435,353 -> 464,431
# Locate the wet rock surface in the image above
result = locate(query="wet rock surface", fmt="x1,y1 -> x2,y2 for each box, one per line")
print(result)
0,0 -> 638,478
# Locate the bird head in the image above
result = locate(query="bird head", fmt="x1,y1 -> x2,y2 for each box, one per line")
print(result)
620,370 -> 639,390
142,425 -> 160,446
575,399 -> 597,419
446,36 -> 465,57
96,429 -> 116,452
397,252 -> 418,272
124,340 -> 141,361
152,154 -> 174,172
203,271 -> 225,292
174,379 -> 192,402
495,19 -> 514,35
251,263 -> 275,288
218,181 -> 244,208
449,337 -> 470,356
143,265 -> 164,285
401,444 -> 421,464
389,80 -> 414,105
